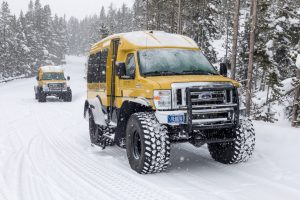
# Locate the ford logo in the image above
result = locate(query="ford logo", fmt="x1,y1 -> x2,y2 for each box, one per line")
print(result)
199,92 -> 212,100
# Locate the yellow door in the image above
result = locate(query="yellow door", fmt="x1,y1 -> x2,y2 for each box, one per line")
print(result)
117,52 -> 141,104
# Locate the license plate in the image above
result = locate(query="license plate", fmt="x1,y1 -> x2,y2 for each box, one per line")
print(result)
168,115 -> 185,124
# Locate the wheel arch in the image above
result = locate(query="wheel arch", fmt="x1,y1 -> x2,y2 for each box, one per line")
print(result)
115,100 -> 153,146
84,95 -> 107,126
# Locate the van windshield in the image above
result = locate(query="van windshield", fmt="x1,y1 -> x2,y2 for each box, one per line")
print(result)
138,49 -> 217,76
42,73 -> 65,80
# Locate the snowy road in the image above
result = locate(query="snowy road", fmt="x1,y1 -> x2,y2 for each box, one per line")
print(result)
0,56 -> 300,200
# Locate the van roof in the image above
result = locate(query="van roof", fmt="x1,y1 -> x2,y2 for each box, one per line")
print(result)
39,65 -> 64,73
90,31 -> 199,53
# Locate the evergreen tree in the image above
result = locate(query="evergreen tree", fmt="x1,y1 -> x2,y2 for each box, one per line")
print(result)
0,1 -> 14,78
0,0 -> 68,80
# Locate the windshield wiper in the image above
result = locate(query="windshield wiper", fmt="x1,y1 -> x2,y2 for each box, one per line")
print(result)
182,70 -> 217,75
143,71 -> 181,76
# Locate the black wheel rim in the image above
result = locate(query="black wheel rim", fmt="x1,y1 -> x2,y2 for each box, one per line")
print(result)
132,130 -> 142,159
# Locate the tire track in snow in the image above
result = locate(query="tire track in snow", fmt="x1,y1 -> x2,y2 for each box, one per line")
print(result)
27,101 -> 108,200
28,135 -> 95,200
32,105 -> 184,200
177,144 -> 300,199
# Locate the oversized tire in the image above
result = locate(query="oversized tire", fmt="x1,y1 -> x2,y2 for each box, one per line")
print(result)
88,110 -> 114,146
35,90 -> 38,100
64,88 -> 72,102
208,117 -> 255,164
89,110 -> 99,144
126,112 -> 170,174
38,91 -> 46,102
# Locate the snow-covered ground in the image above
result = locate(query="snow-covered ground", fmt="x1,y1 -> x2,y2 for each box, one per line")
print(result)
0,56 -> 300,200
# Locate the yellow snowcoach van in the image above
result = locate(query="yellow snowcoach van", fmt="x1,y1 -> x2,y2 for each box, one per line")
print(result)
84,31 -> 255,174
34,66 -> 72,102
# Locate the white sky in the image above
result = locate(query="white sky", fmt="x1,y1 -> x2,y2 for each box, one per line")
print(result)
7,0 -> 135,19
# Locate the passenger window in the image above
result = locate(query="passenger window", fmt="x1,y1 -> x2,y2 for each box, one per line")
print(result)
95,52 -> 101,83
100,49 -> 108,83
87,50 -> 108,83
87,54 -> 97,83
125,53 -> 136,78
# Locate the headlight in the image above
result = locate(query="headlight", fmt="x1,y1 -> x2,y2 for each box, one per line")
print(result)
43,84 -> 49,91
153,90 -> 171,110
63,83 -> 67,90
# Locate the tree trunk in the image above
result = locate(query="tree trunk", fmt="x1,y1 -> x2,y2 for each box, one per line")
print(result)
146,0 -> 149,30
291,69 -> 300,127
224,0 -> 230,61
231,0 -> 240,80
245,0 -> 258,116
177,0 -> 182,34
260,69 -> 266,91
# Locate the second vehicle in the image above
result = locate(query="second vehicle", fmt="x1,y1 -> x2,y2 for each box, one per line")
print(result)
34,65 -> 72,102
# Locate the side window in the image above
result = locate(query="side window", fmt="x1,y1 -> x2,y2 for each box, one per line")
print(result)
125,53 -> 136,78
87,52 -> 105,83
100,49 -> 108,83
87,54 -> 96,83
94,52 -> 101,83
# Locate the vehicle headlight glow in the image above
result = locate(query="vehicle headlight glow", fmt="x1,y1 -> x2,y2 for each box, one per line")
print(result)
43,84 -> 49,91
63,83 -> 67,90
153,90 -> 171,110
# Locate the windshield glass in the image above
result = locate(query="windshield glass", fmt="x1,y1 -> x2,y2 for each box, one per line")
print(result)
138,49 -> 217,76
42,73 -> 65,80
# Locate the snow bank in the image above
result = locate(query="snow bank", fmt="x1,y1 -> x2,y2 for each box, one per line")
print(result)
0,75 -> 26,83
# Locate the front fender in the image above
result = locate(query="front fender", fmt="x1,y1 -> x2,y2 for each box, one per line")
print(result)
127,97 -> 151,107
84,96 -> 107,126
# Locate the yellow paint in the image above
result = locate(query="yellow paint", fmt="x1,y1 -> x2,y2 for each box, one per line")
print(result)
37,67 -> 67,87
87,31 -> 240,110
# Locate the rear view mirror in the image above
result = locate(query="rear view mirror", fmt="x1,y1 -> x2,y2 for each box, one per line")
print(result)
220,63 -> 228,77
67,76 -> 70,81
116,62 -> 126,77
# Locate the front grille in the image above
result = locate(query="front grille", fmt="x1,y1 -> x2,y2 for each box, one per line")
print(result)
185,86 -> 238,133
192,112 -> 229,120
174,87 -> 233,108
190,90 -> 227,106
48,83 -> 63,91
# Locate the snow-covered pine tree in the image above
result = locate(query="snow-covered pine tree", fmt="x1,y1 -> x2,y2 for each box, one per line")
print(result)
116,4 -> 133,33
183,0 -> 220,63
272,1 -> 299,80
132,0 -> 145,30
0,1 -> 22,79
67,17 -> 81,55
52,15 -> 68,65
14,11 -> 31,76
107,3 -> 117,34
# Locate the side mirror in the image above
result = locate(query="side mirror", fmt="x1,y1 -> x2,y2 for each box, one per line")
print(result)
220,63 -> 228,77
67,76 -> 70,81
116,62 -> 126,77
